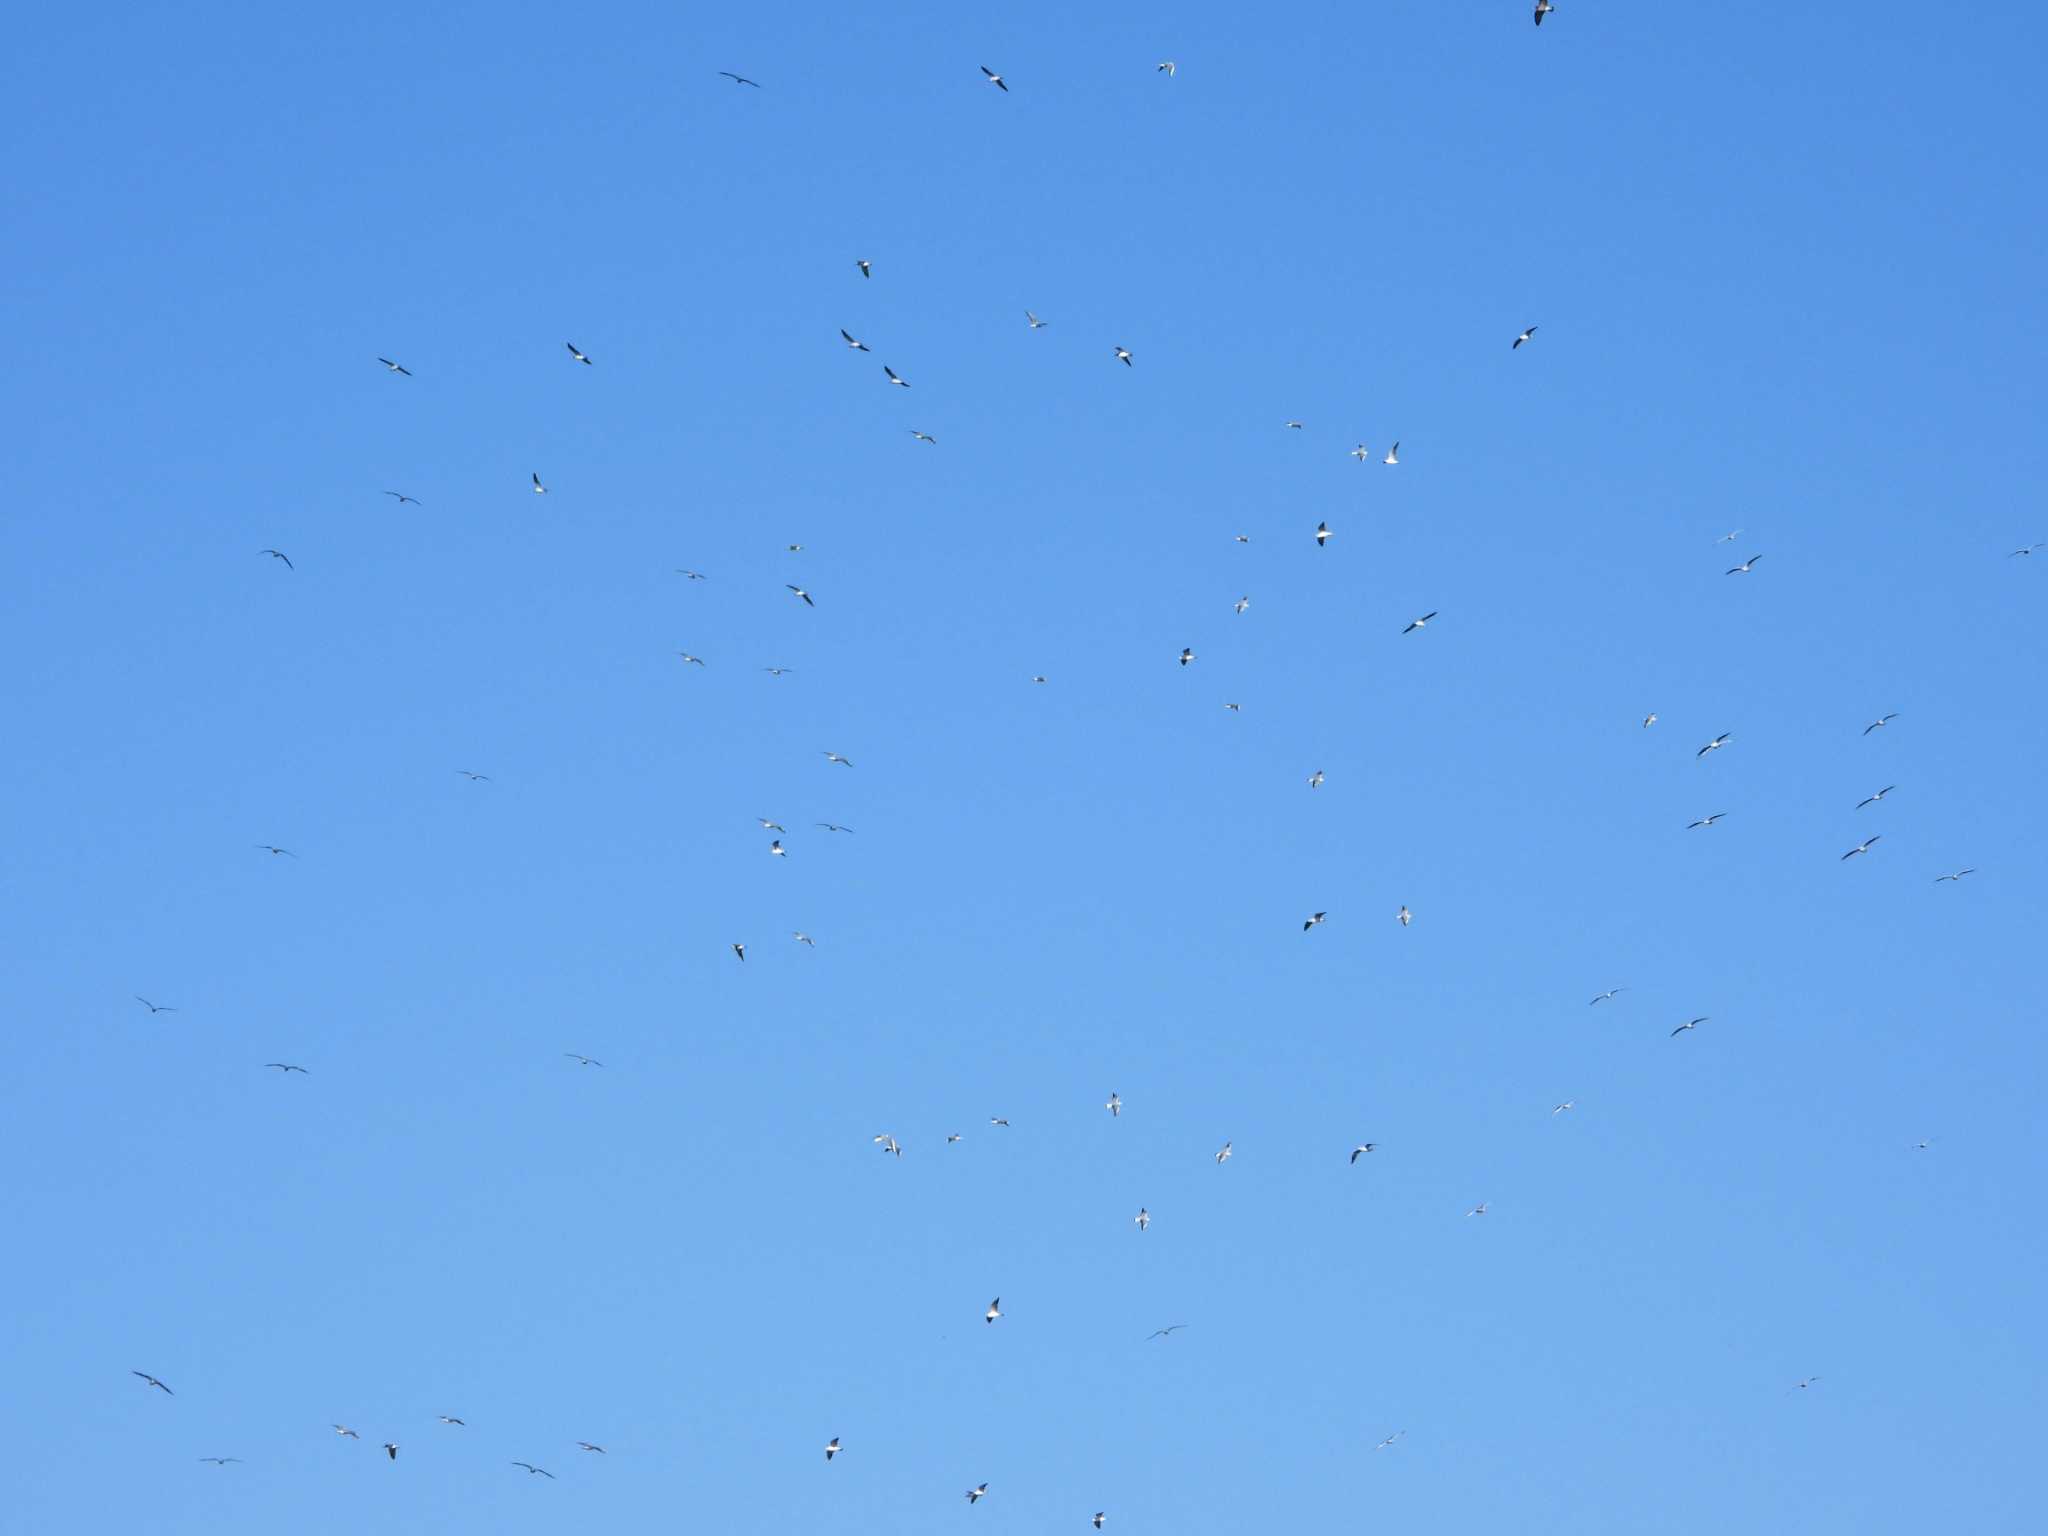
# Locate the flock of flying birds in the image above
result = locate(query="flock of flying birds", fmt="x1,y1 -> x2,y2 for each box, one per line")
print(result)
113,19 -> 2036,1519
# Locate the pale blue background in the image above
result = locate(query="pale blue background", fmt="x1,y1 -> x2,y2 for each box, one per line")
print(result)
4,3 -> 2044,1532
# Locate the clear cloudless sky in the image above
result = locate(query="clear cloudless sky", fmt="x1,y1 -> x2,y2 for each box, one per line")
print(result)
4,2 -> 2044,1531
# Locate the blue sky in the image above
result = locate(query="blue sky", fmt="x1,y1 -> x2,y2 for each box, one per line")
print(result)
5,2 -> 2044,1531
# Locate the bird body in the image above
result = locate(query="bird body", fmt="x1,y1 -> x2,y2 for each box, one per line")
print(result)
1304,911 -> 1326,931
1513,326 -> 1537,349
259,547 -> 294,570
1135,1207 -> 1150,1230
132,1371 -> 173,1395
566,342 -> 591,364
825,1437 -> 840,1461
1350,1144 -> 1375,1163
1672,1016 -> 1707,1037
967,1482 -> 990,1502
985,1297 -> 1002,1323
1401,611 -> 1438,635
383,1443 -> 399,1460
1725,554 -> 1762,575
1215,1141 -> 1232,1164
1398,906 -> 1411,927
980,65 -> 1007,91
1697,733 -> 1732,758
1857,785 -> 1896,809
1114,346 -> 1132,366
1106,1093 -> 1121,1117
1316,521 -> 1331,546
1842,836 -> 1881,860
1178,647 -> 1195,666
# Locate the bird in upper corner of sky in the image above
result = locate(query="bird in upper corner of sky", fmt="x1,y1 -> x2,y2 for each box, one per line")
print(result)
512,1461 -> 556,1478
1913,1138 -> 1934,1151
1643,712 -> 1658,728
565,342 -> 591,365
825,1437 -> 841,1461
1788,1376 -> 1822,1392
910,430 -> 937,444
564,1054 -> 603,1067
1715,529 -> 1744,543
1466,1201 -> 1489,1216
1383,442 -> 1400,465
785,584 -> 814,607
383,1443 -> 399,1460
758,818 -> 786,833
763,666 -> 794,676
1401,611 -> 1438,634
1304,911 -> 1327,931
255,844 -> 298,858
437,1416 -> 466,1426
1235,595 -> 1250,614
822,751 -> 853,766
132,1371 -> 173,1395
882,365 -> 909,387
259,547 -> 294,570
531,472 -> 548,494
946,1133 -> 962,1143
732,943 -> 746,962
856,259 -> 871,278
1350,1144 -> 1376,1163
377,356 -> 412,376
793,932 -> 814,946
1697,732 -> 1732,758
769,840 -> 786,858
788,543 -> 804,551
1376,1431 -> 1406,1451
1113,346 -> 1135,368
984,1298 -> 1002,1323
1534,0 -> 1555,24
1863,713 -> 1899,735
839,328 -> 869,351
1031,674 -> 1047,684
134,996 -> 177,1014
873,1134 -> 901,1157
1135,1207 -> 1150,1231
1178,647 -> 1196,666
967,1482 -> 990,1502
1672,1016 -> 1707,1037
1687,812 -> 1726,829
1215,1141 -> 1233,1165
1308,769 -> 1324,789
1857,785 -> 1896,809
2008,542 -> 2044,557
1094,1514 -> 1108,1530
677,652 -> 706,666
1934,868 -> 1976,882
333,1425 -> 359,1438
1224,701 -> 1241,711
198,1456 -> 242,1465
1025,310 -> 1047,329
1107,1093 -> 1121,1117
1589,987 -> 1627,1005
1285,420 -> 1304,430
1157,60 -> 1176,75
816,822 -> 855,834
717,71 -> 760,87
1841,836 -> 1882,861
990,1115 -> 1011,1127
1725,553 -> 1762,575
980,65 -> 1008,90
382,491 -> 421,505
1316,521 -> 1331,546
265,1062 -> 309,1074
1351,443 -> 1370,462
456,769 -> 491,781
1513,325 -> 1537,349
1553,1100 -> 1576,1115
576,1442 -> 606,1454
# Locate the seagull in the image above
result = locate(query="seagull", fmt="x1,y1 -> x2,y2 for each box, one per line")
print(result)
1215,1141 -> 1233,1165
1350,1144 -> 1376,1163
511,1462 -> 556,1478
437,1416 -> 466,1426
383,1443 -> 400,1460
1841,836 -> 1882,861
1375,1431 -> 1406,1451
769,840 -> 787,858
1352,444 -> 1370,462
1725,554 -> 1762,575
1398,906 -> 1411,927
1157,60 -> 1176,75
457,769 -> 491,781
856,259 -> 871,279
793,932 -> 815,946
985,1298 -> 1002,1324
333,1425 -> 360,1438
1025,310 -> 1048,329
2008,542 -> 2045,557
1857,785 -> 1896,809
717,72 -> 760,87
1135,1207 -> 1150,1231
255,845 -> 298,857
1696,732 -> 1732,758
1308,769 -> 1324,789
882,365 -> 909,388
1304,911 -> 1326,931
966,1483 -> 990,1502
763,666 -> 795,676
576,1442 -> 606,1454
264,1063 -> 310,1074
1316,521 -> 1331,546
563,1054 -> 603,1067
1224,702 -> 1241,711
676,568 -> 706,580
377,357 -> 412,375
132,1372 -> 173,1395
1671,1016 -> 1707,1037
1643,712 -> 1658,728
1913,1138 -> 1934,1151
198,1456 -> 242,1464
382,491 -> 422,505
1534,0 -> 1554,24
1792,1376 -> 1822,1391
946,1133 -> 962,1143
1512,325 -> 1537,349
839,328 -> 870,351
565,342 -> 591,365
873,1134 -> 901,1157
787,584 -> 814,607
259,548 -> 294,570
825,1437 -> 840,1461
677,652 -> 706,666
1234,534 -> 1251,543
1114,346 -> 1133,366
980,65 -> 1007,91
732,943 -> 746,962
1687,812 -> 1726,829
133,996 -> 177,1014
1383,442 -> 1400,466
910,430 -> 937,444
1466,1202 -> 1489,1216
1589,988 -> 1627,1004
1234,595 -> 1250,614
758,818 -> 786,832
1401,611 -> 1438,635
1106,1093 -> 1121,1117
531,472 -> 548,495
1716,529 -> 1744,543
1863,713 -> 1900,735
1285,420 -> 1304,430
1934,869 -> 1976,882
1094,1515 -> 1108,1530
1178,648 -> 1195,666
1553,1100 -> 1576,1115
1031,675 -> 1047,684
990,1116 -> 1010,1127
822,751 -> 853,766
816,822 -> 855,833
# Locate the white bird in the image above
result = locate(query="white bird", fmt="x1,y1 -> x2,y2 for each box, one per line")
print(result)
980,65 -> 1007,91
563,1054 -> 603,1067
565,342 -> 592,365
1135,1207 -> 1150,1231
1350,1144 -> 1376,1162
1687,812 -> 1726,829
1671,1016 -> 1707,1037
438,1416 -> 466,1426
1179,647 -> 1196,666
758,818 -> 786,832
333,1425 -> 360,1438
1512,326 -> 1537,349
1308,769 -> 1324,789
825,1437 -> 840,1461
531,472 -> 547,494
882,365 -> 909,387
1643,712 -> 1658,727
1026,310 -> 1047,329
946,1133 -> 962,1143
1533,0 -> 1554,25
822,752 -> 853,766
1863,713 -> 1900,735
383,1443 -> 400,1460
1553,1100 -> 1575,1115
1933,868 -> 1976,882
1157,60 -> 1176,76
910,430 -> 937,444
793,931 -> 815,946
1383,443 -> 1400,466
1697,732 -> 1732,758
1285,420 -> 1304,430
676,568 -> 706,580
1234,534 -> 1251,543
1215,1141 -> 1233,1164
1315,521 -> 1332,546
1397,906 -> 1411,927
816,822 -> 855,833
1725,554 -> 1762,575
1114,346 -> 1133,366
1304,911 -> 1326,931
1913,1138 -> 1934,1150
1031,675 -> 1047,684
966,1482 -> 990,1502
377,356 -> 412,375
1857,785 -> 1896,809
1842,836 -> 1881,861
990,1115 -> 1010,1127
1223,702 -> 1241,711
1716,529 -> 1743,543
873,1134 -> 901,1157
1106,1093 -> 1121,1117
1466,1201 -> 1488,1216
1094,1515 -> 1108,1530
839,328 -> 869,351
856,259 -> 871,278
1401,611 -> 1438,635
1351,444 -> 1370,462
1234,595 -> 1249,614
984,1298 -> 1002,1324
1376,1431 -> 1406,1451
732,942 -> 746,962
769,839 -> 786,857
787,584 -> 814,607
1589,988 -> 1627,1004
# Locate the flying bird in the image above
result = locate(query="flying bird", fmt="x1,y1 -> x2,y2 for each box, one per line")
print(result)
984,1298 -> 1002,1324
1401,611 -> 1438,634
1841,836 -> 1882,860
792,932 -> 815,946
133,996 -> 177,1014
758,818 -> 786,832
839,328 -> 869,351
563,1054 -> 603,1067
786,584 -> 814,607
1697,733 -> 1732,758
1157,60 -> 1176,75
677,653 -> 705,666
198,1457 -> 242,1465
1863,713 -> 1899,735
1025,310 -> 1047,329
1316,521 -> 1331,546
873,1134 -> 901,1157
825,1437 -> 840,1461
1146,1324 -> 1188,1340
1114,346 -> 1133,366
1589,988 -> 1627,1005
255,845 -> 298,857
1135,1207 -> 1150,1231
1513,326 -> 1537,349
1235,595 -> 1250,614
816,822 -> 855,833
1304,911 -> 1326,931
1094,1515 -> 1108,1530
966,1483 -> 990,1502
1553,1100 -> 1576,1115
1215,1141 -> 1233,1164
1375,1431 -> 1406,1451
856,259 -> 871,278
2008,542 -> 2044,557
1350,1144 -> 1376,1163
511,1462 -> 556,1478
1285,420 -> 1303,430
531,472 -> 548,495
1933,869 -> 1976,882
1686,813 -> 1726,829
1307,769 -> 1324,788
990,1116 -> 1010,1127
1352,444 -> 1370,462
565,342 -> 591,364
1857,785 -> 1896,809
132,1372 -> 173,1395
677,568 -> 706,580
1178,648 -> 1196,666
910,430 -> 937,444
383,1444 -> 399,1460
763,666 -> 794,676
882,365 -> 909,387
259,548 -> 294,570
333,1425 -> 359,1438
437,1416 -> 466,1426
456,770 -> 491,781
264,1063 -> 309,1074
822,751 -> 853,766
769,840 -> 786,857
1106,1093 -> 1122,1116
980,65 -> 1007,91
717,72 -> 760,87
576,1443 -> 606,1454
1398,906 -> 1412,927
732,943 -> 746,962
1643,712 -> 1658,727
1725,554 -> 1762,574
382,492 -> 421,505
1792,1376 -> 1822,1391
1671,1016 -> 1707,1036
1383,443 -> 1400,466
1534,0 -> 1555,24
376,357 -> 411,375
1466,1202 -> 1489,1216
